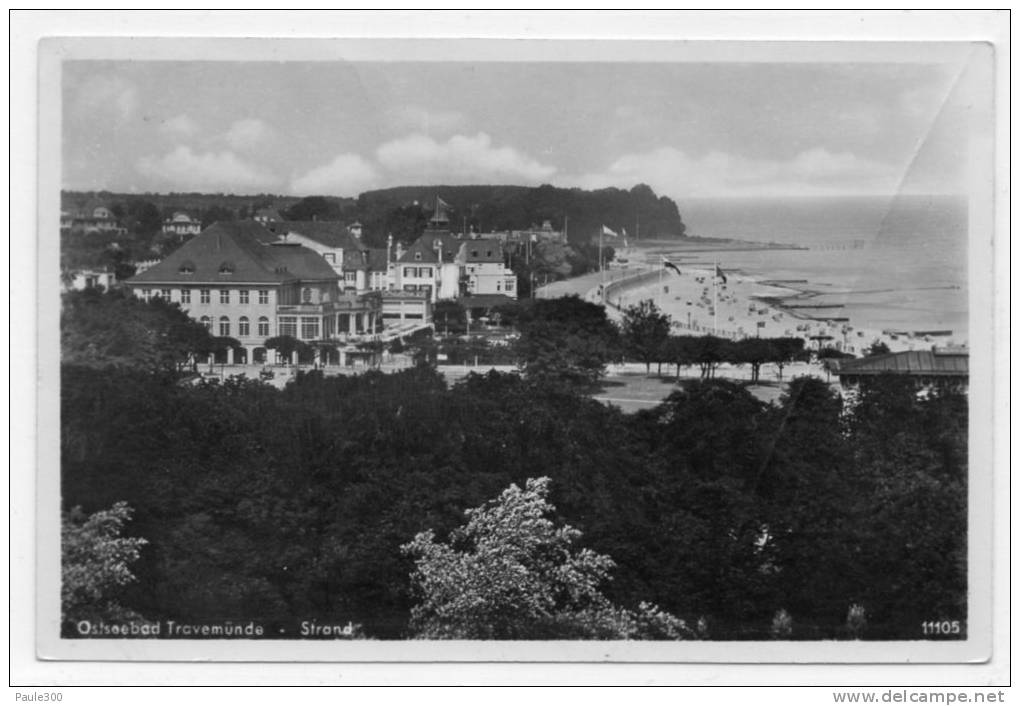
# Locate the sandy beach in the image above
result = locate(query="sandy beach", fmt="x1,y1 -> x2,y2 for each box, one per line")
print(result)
538,245 -> 953,355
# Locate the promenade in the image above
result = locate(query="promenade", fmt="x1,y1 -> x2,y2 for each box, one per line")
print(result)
538,258 -> 947,356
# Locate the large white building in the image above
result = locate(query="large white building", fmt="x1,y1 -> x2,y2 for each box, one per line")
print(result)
126,221 -> 382,365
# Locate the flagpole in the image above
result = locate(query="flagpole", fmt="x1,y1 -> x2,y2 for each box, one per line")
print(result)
658,257 -> 663,309
599,226 -> 604,304
713,260 -> 718,334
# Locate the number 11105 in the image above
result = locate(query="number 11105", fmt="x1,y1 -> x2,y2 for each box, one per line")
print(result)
922,620 -> 961,635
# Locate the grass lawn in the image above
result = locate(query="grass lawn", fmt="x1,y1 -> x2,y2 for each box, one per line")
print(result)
594,371 -> 788,413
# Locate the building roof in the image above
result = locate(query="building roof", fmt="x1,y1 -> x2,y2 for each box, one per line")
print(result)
399,232 -> 463,264
463,239 -> 505,263
835,349 -> 969,377
127,221 -> 337,285
269,220 -> 364,251
254,207 -> 284,221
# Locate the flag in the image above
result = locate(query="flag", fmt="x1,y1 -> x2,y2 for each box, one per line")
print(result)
715,264 -> 727,284
661,257 -> 682,276
601,225 -> 618,237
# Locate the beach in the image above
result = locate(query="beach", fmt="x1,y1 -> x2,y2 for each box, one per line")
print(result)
538,243 -> 959,355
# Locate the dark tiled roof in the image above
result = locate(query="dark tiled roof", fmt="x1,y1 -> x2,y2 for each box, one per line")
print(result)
398,233 -> 463,264
127,221 -> 335,285
836,349 -> 968,377
463,239 -> 504,263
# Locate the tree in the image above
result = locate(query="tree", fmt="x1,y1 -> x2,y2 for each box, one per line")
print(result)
770,337 -> 809,380
729,337 -> 772,383
514,296 -> 620,387
689,335 -> 730,379
61,288 -> 213,373
434,300 -> 467,335
283,196 -> 343,222
864,340 -> 892,357
62,502 -> 148,629
263,335 -> 309,364
200,205 -> 237,229
401,477 -> 691,640
621,299 -> 672,375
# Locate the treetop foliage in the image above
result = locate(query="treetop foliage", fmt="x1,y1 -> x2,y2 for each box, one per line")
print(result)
402,477 -> 692,640
62,501 -> 148,628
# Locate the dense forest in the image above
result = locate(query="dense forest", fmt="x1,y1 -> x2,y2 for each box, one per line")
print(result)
60,183 -> 685,279
60,291 -> 968,641
353,183 -> 686,246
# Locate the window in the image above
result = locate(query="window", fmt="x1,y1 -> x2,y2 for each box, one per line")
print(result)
200,316 -> 211,330
218,261 -> 234,275
180,289 -> 191,304
300,317 -> 320,340
403,267 -> 413,278
200,289 -> 210,304
414,252 -> 422,261
238,317 -> 250,337
423,267 -> 433,278
496,281 -> 501,292
220,290 -> 230,304
258,290 -> 269,305
219,317 -> 230,337
160,289 -> 171,300
278,316 -> 298,338
178,261 -> 195,275
257,316 -> 270,337
239,290 -> 249,305
324,253 -> 336,264
141,289 -> 152,302
302,288 -> 312,303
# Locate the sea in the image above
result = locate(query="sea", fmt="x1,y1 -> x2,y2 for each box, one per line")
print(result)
663,195 -> 970,342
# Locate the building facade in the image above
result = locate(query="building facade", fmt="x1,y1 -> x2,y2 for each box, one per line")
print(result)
126,221 -> 382,365
162,212 -> 202,237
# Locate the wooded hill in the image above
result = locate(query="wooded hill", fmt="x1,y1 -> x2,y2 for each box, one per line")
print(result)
354,183 -> 687,247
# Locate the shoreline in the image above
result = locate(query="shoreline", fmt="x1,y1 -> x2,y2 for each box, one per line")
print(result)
538,244 -> 961,355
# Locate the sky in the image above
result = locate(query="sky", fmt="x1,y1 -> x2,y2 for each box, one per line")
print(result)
61,56 -> 979,201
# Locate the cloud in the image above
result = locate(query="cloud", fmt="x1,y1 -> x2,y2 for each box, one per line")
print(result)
376,133 -> 557,185
136,146 -> 279,193
384,106 -> 467,135
569,146 -> 903,198
159,114 -> 200,138
224,118 -> 274,151
71,74 -> 138,125
289,153 -> 380,196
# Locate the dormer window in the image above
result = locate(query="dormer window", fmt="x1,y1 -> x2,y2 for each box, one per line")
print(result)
218,261 -> 235,275
178,261 -> 195,275
414,252 -> 422,261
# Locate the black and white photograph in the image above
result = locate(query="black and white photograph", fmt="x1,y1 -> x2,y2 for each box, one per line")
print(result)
12,10 -> 1009,690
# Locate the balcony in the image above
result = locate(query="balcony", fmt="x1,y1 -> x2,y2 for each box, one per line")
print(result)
276,303 -> 330,315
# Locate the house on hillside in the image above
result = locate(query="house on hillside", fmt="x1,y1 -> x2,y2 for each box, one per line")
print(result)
161,211 -> 202,237
253,207 -> 284,225
462,239 -> 516,299
61,203 -> 126,235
